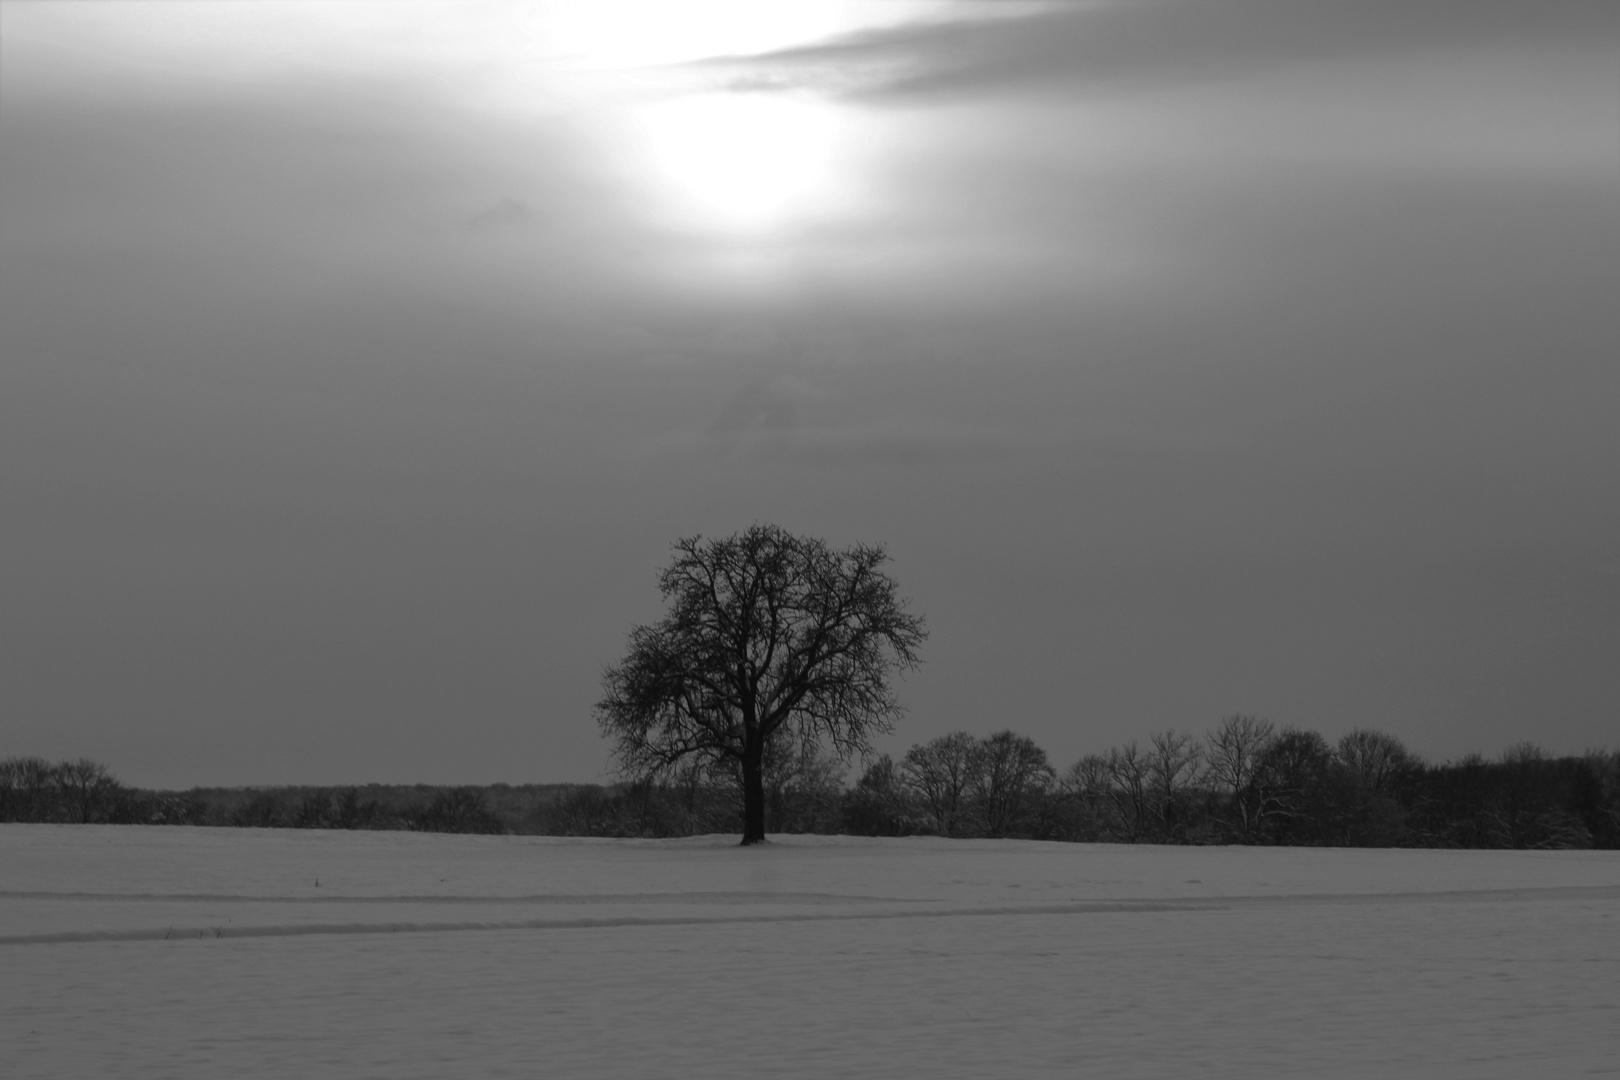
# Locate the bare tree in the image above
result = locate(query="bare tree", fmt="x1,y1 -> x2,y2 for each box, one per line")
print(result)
1253,727 -> 1334,840
1105,741 -> 1153,842
1204,714 -> 1275,838
1146,729 -> 1203,835
752,732 -> 847,834
0,757 -> 59,822
596,525 -> 926,845
1579,749 -> 1620,845
1055,754 -> 1118,841
844,754 -> 915,836
1335,729 -> 1414,792
968,730 -> 1054,838
1501,741 -> 1546,765
901,731 -> 978,836
53,758 -> 119,824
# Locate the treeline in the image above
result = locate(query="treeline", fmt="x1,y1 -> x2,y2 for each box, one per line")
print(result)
0,757 -> 564,835
5,718 -> 1618,848
571,721 -> 1620,849
864,722 -> 1620,849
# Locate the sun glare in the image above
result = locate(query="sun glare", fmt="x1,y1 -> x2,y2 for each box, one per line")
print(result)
527,0 -> 910,236
630,92 -> 845,233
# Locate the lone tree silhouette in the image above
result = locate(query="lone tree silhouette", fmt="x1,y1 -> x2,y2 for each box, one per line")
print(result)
596,524 -> 926,845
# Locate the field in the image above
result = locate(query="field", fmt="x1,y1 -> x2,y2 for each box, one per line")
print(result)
3,826 -> 1616,1078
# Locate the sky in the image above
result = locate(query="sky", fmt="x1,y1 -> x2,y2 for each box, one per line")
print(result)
2,1 -> 1616,789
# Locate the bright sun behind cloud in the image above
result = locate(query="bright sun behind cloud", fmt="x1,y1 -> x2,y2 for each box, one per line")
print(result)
629,91 -> 847,234
542,0 -> 889,238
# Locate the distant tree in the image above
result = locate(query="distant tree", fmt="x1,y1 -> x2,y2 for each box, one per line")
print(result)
1253,727 -> 1335,843
294,790 -> 336,829
0,757 -> 58,822
1335,729 -> 1415,792
331,787 -> 386,830
407,788 -> 505,834
967,730 -> 1054,838
1104,741 -> 1153,842
550,784 -> 623,837
1482,745 -> 1591,848
1500,741 -> 1546,766
1056,754 -> 1117,841
843,754 -> 916,836
664,757 -> 738,836
141,792 -> 211,827
1326,729 -> 1416,845
754,734 -> 846,834
1205,714 -> 1275,839
229,792 -> 288,829
1572,750 -> 1620,848
53,759 -> 109,824
596,525 -> 926,844
901,731 -> 979,837
1146,730 -> 1203,838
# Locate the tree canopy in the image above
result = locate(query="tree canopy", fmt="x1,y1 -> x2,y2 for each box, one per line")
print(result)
595,524 -> 927,844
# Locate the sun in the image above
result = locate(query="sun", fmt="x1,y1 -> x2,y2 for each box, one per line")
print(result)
521,0 -> 880,236
630,91 -> 846,233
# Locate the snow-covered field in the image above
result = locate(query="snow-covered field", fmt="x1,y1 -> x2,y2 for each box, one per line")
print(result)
2,826 -> 1616,1078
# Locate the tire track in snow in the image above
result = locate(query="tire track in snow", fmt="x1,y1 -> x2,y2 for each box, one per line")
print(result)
0,900 -> 1209,946
4,885 -> 1614,947
0,890 -> 899,905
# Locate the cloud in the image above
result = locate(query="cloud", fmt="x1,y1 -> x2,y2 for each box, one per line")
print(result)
699,0 -> 1616,102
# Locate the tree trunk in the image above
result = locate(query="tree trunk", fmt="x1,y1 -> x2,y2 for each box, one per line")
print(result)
741,733 -> 767,845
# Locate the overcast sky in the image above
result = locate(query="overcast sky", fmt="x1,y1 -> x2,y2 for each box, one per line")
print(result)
3,1 -> 1616,789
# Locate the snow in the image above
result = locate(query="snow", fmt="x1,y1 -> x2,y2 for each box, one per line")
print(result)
3,826 -> 1617,1078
